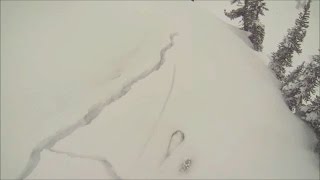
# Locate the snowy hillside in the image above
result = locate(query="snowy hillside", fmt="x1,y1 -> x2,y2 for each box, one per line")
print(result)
1,2 -> 319,179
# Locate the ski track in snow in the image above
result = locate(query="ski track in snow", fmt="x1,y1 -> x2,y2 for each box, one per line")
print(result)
160,130 -> 185,166
17,32 -> 179,180
139,65 -> 177,157
48,148 -> 121,179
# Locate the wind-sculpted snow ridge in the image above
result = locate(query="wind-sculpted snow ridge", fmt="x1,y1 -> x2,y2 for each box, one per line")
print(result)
48,148 -> 121,179
139,65 -> 177,157
17,32 -> 179,180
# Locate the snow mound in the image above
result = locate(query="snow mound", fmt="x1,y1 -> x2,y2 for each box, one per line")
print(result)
1,2 -> 318,179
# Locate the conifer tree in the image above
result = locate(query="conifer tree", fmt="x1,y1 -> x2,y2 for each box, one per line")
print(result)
299,96 -> 320,122
282,52 -> 320,112
305,96 -> 320,154
224,0 -> 268,51
281,62 -> 306,111
249,21 -> 265,52
269,0 -> 311,81
282,51 -> 319,155
282,62 -> 305,89
247,0 -> 268,51
296,53 -> 320,102
299,96 -> 320,155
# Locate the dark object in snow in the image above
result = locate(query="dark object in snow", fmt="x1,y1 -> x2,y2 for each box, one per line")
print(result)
165,130 -> 185,157
160,130 -> 185,165
179,158 -> 192,173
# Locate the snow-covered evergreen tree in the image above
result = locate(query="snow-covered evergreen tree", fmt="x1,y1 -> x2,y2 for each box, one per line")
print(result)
269,0 -> 311,81
249,21 -> 265,52
300,96 -> 320,155
282,52 -> 320,114
247,0 -> 268,51
282,62 -> 305,89
282,52 -> 319,155
282,62 -> 306,111
224,0 -> 268,51
224,0 -> 248,29
299,96 -> 320,122
296,54 -> 319,103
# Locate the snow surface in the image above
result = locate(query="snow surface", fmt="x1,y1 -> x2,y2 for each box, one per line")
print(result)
1,1 -> 319,179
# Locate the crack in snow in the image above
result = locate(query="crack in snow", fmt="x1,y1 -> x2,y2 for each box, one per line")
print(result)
139,65 -> 177,157
17,32 -> 178,180
48,148 -> 121,179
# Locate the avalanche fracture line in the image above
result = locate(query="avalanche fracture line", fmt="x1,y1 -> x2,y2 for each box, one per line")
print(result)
17,32 -> 179,180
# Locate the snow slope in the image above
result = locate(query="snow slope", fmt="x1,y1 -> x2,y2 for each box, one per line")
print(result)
1,2 -> 319,179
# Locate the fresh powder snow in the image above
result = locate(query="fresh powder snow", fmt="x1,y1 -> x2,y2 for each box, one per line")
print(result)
1,1 -> 319,179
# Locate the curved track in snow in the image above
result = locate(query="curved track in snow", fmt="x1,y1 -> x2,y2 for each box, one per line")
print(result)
139,65 -> 177,157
